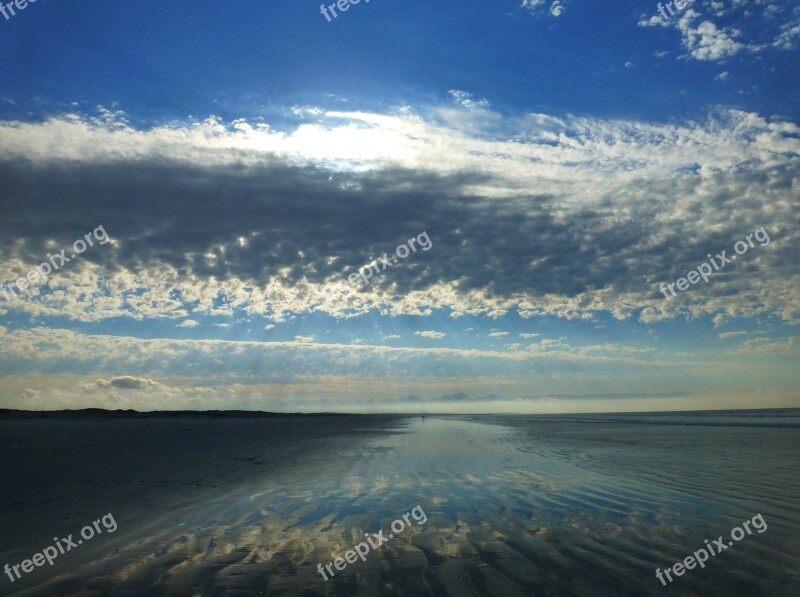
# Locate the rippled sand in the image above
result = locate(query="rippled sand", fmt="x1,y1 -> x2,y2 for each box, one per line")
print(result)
2,410 -> 799,596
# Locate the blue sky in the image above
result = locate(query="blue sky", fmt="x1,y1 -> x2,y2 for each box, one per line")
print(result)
3,0 -> 798,123
0,0 -> 798,412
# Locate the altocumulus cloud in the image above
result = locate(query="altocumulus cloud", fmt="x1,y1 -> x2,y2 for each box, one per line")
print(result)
638,0 -> 800,63
0,103 -> 797,327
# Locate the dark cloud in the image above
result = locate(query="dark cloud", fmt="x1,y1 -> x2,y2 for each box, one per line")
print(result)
0,111 -> 797,324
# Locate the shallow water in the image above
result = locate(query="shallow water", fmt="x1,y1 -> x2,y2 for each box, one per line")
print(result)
4,411 -> 799,596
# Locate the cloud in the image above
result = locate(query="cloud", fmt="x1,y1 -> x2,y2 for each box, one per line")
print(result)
529,391 -> 690,400
718,331 -> 748,339
387,392 -> 501,404
177,320 -> 199,328
772,13 -> 800,50
488,331 -> 509,337
448,90 -> 490,110
19,388 -> 39,401
638,3 -> 799,63
92,376 -> 163,391
550,2 -> 564,17
520,0 -> 546,13
0,328 -> 793,411
727,337 -> 800,357
393,394 -> 423,403
0,327 -> 684,388
294,335 -> 316,343
0,105 -> 797,329
677,14 -> 745,61
519,333 -> 539,339
520,0 -> 565,18
415,330 -> 446,339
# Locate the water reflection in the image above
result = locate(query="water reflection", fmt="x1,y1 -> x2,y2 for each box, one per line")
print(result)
28,414 -> 800,596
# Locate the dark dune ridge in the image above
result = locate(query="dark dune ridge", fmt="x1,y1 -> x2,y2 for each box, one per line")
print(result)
1,409 -> 798,596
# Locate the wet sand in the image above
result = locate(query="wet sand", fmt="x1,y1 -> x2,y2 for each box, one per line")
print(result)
1,410 -> 798,596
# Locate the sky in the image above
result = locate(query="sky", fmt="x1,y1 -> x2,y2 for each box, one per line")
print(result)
0,0 -> 798,413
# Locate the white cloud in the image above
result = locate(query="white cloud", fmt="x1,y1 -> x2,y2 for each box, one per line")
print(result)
678,15 -> 745,61
414,330 -> 446,339
521,0 -> 545,12
718,331 -> 748,339
639,3 -> 798,63
0,327 -> 794,411
772,15 -> 800,50
520,0 -> 564,18
448,89 -> 490,110
727,337 -> 800,357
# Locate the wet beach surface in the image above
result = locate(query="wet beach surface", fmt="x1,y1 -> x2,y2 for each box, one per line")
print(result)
1,410 -> 798,596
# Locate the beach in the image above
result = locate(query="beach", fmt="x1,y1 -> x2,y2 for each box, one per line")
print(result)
1,409 -> 798,596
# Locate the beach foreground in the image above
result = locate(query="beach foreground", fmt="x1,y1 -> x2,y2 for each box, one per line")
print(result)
1,410 -> 798,596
